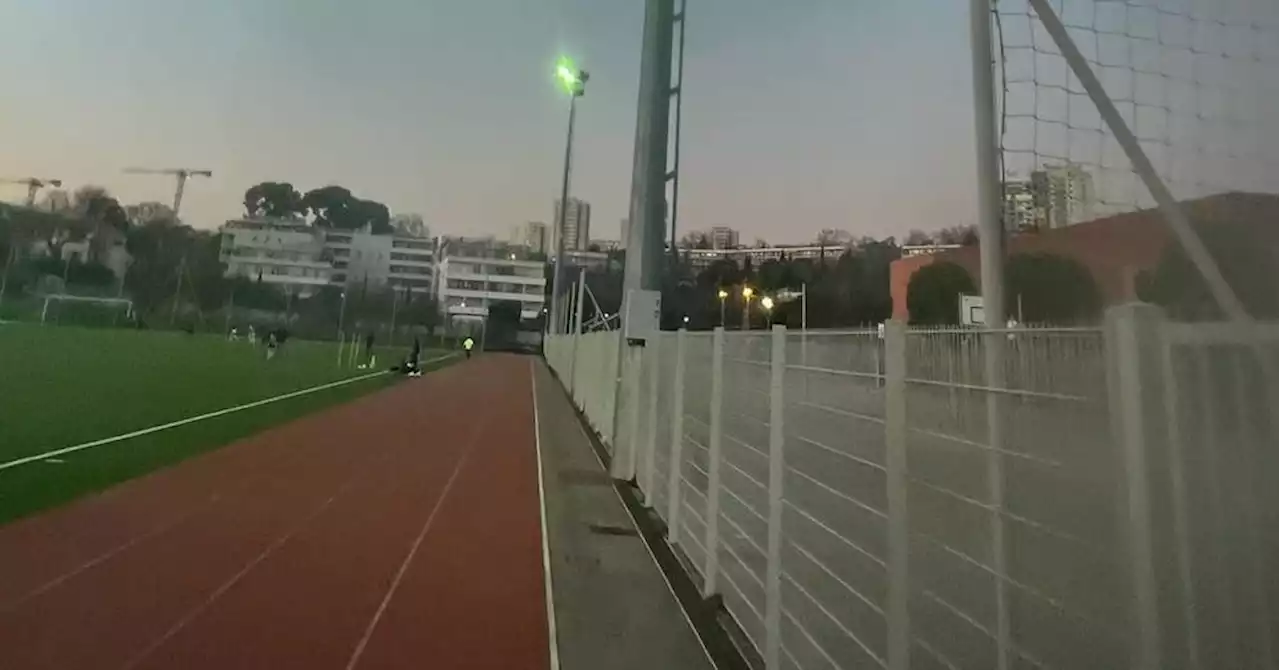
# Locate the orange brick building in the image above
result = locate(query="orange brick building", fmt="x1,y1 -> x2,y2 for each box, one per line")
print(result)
889,192 -> 1277,322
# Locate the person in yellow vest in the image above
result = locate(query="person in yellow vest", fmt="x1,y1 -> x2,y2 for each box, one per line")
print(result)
462,336 -> 475,359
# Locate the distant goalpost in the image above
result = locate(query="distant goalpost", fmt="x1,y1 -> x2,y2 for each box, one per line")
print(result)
40,294 -> 134,325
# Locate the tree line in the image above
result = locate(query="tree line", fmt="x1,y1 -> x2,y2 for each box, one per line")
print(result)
0,182 -> 437,339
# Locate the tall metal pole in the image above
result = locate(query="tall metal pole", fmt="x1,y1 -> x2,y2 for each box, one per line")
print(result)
550,96 -> 578,335
0,244 -> 15,313
172,172 -> 188,219
169,256 -> 186,326
970,2 -> 1011,669
971,0 -> 1004,326
668,0 -> 688,254
622,0 -> 675,298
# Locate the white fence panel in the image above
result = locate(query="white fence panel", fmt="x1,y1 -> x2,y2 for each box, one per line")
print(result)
541,310 -> 1277,670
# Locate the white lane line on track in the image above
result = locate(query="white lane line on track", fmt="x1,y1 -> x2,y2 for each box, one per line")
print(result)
0,354 -> 457,473
344,406 -> 489,670
530,359 -> 562,670
118,370 -> 462,670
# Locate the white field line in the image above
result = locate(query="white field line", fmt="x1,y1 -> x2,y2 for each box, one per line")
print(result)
530,359 -> 562,670
0,353 -> 458,473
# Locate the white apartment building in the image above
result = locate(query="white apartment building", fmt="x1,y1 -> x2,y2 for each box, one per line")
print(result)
681,244 -> 843,272
552,198 -> 591,252
220,218 -> 435,297
435,255 -> 546,324
219,218 -> 335,297
1004,164 -> 1097,231
1003,180 -> 1040,231
1041,164 -> 1095,229
709,226 -> 740,250
324,229 -> 434,290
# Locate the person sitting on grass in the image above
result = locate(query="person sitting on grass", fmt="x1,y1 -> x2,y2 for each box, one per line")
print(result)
393,337 -> 423,377
265,331 -> 279,360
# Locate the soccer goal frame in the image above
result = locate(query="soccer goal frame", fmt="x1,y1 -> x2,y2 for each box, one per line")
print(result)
40,294 -> 135,324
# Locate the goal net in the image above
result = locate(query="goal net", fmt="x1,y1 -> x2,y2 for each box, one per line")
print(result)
996,0 -> 1276,225
40,294 -> 135,328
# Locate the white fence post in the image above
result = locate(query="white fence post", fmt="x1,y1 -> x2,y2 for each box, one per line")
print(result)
666,328 -> 687,540
641,335 -> 661,504
884,321 -> 910,670
614,345 -> 644,481
1104,303 -> 1165,670
702,326 -> 726,597
764,325 -> 786,669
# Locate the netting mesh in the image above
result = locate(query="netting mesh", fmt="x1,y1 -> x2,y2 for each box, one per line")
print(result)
996,0 -> 1278,229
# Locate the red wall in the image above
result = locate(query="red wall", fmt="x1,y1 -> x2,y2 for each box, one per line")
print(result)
889,192 -> 1277,322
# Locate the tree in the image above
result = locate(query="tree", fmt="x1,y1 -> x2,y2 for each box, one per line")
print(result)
906,261 -> 976,325
937,224 -> 979,246
38,189 -> 72,215
1137,216 -> 1277,321
815,229 -> 853,247
349,199 -> 392,234
302,185 -> 355,228
679,230 -> 711,249
904,229 -> 933,246
125,202 -> 177,228
1005,252 -> 1101,324
243,182 -> 304,219
302,186 -> 393,234
390,213 -> 427,238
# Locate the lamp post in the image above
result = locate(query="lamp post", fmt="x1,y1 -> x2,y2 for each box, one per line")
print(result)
717,288 -> 728,327
741,285 -> 754,331
760,295 -> 774,326
549,56 -> 589,334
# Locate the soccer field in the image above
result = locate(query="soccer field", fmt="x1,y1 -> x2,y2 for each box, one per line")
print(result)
0,324 -> 453,523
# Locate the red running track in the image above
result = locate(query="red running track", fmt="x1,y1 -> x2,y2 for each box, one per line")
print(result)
0,355 -> 550,670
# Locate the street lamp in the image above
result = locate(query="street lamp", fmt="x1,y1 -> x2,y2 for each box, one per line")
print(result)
549,56 -> 589,334
741,285 -> 755,331
717,288 -> 728,327
761,295 -> 774,327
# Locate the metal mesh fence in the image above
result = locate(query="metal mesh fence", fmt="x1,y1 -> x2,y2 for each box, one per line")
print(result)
996,0 -> 1277,225
543,312 -> 1276,670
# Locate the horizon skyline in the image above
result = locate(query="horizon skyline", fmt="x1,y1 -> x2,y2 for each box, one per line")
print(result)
1,0 -> 982,244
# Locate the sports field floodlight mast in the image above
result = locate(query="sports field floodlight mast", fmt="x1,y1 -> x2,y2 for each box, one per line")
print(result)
549,56 -> 589,334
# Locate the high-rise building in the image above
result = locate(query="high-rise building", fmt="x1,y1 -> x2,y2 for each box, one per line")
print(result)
1040,164 -> 1095,229
1002,180 -> 1040,231
708,226 -> 740,250
1002,164 -> 1096,231
510,221 -> 549,255
552,198 -> 591,252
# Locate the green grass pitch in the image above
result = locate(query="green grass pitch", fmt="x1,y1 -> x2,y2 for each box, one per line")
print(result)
0,324 -> 452,523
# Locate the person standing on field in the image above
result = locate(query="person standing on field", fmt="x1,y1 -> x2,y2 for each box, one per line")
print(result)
359,331 -> 375,369
462,336 -> 475,360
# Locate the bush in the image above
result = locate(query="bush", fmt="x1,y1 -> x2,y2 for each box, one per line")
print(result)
1005,252 -> 1101,324
1137,218 -> 1276,321
907,261 -> 976,325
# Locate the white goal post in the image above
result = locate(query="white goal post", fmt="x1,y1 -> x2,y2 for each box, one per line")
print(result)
40,294 -> 135,324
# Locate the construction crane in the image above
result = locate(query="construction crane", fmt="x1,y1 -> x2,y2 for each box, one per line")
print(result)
121,167 -> 212,219
1,177 -> 63,207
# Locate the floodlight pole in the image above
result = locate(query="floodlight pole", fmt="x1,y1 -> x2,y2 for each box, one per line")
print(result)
550,67 -> 588,335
